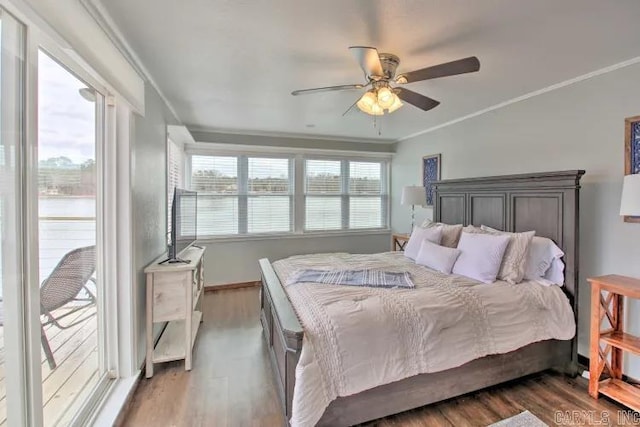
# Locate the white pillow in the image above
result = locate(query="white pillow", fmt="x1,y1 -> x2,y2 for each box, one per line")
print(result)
415,239 -> 461,274
480,226 -> 563,282
404,226 -> 443,261
524,237 -> 564,281
473,225 -> 535,284
541,258 -> 565,286
452,232 -> 511,284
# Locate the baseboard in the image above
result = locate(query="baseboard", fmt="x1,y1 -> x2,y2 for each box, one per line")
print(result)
577,354 -> 639,384
113,324 -> 169,426
205,281 -> 260,292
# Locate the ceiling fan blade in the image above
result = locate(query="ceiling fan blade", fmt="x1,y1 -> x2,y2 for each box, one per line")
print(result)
349,46 -> 384,79
291,84 -> 364,96
396,56 -> 480,84
396,88 -> 440,111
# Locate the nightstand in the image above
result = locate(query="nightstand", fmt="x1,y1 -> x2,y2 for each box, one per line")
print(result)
587,275 -> 640,411
391,233 -> 410,251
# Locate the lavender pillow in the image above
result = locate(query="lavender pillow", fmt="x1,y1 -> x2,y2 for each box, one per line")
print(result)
404,226 -> 443,261
452,232 -> 511,284
415,240 -> 462,274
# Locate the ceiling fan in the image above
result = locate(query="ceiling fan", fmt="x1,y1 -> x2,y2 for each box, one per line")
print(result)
291,47 -> 480,116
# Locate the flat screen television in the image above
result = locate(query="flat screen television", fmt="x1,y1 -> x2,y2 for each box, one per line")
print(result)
165,188 -> 197,263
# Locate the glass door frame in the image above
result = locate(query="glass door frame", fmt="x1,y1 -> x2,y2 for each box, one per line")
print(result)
31,40 -> 116,426
0,0 -> 138,424
0,7 -> 32,427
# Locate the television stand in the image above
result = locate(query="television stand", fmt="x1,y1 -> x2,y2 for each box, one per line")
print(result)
144,245 -> 205,378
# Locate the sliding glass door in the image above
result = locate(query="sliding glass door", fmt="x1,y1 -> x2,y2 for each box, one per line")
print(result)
37,49 -> 106,426
0,6 -> 119,425
0,7 -> 30,426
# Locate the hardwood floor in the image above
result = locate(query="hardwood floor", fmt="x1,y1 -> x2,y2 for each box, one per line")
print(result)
123,288 -> 627,427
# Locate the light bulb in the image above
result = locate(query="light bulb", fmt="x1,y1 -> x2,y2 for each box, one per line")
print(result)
387,94 -> 403,113
360,91 -> 377,107
357,98 -> 372,114
369,102 -> 384,116
357,91 -> 385,115
377,87 -> 394,109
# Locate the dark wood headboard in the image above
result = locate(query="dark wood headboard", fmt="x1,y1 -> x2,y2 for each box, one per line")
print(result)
433,169 -> 584,324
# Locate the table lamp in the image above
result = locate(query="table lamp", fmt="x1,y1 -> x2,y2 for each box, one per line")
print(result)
620,174 -> 640,217
401,186 -> 426,232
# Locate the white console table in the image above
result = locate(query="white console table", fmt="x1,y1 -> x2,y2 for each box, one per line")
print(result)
144,245 -> 205,378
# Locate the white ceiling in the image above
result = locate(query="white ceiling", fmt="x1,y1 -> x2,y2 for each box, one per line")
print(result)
101,0 -> 640,143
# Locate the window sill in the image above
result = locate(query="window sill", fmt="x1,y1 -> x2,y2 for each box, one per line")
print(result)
86,373 -> 139,427
196,228 -> 391,243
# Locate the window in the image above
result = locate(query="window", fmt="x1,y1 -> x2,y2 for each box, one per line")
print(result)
191,155 -> 293,236
305,160 -> 342,231
349,161 -> 385,229
247,157 -> 292,233
304,159 -> 387,231
189,152 -> 388,238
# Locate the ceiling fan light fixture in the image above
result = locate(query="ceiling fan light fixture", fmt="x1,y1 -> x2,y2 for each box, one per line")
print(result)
377,87 -> 394,108
358,91 -> 376,107
357,90 -> 380,115
387,94 -> 403,113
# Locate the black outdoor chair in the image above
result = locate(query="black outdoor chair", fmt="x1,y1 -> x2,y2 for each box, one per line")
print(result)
40,245 -> 96,369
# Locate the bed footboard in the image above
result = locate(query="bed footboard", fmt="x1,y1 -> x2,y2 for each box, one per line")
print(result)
259,258 -> 303,421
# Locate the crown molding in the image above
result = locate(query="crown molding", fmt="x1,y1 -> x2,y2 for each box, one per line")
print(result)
397,55 -> 640,142
80,0 -> 182,122
186,125 -> 396,145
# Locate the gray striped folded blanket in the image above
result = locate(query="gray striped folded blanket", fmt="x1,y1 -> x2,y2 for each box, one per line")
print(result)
286,269 -> 415,289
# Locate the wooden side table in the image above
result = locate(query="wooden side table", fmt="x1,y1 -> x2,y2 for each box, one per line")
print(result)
144,246 -> 205,378
391,233 -> 410,251
587,274 -> 640,411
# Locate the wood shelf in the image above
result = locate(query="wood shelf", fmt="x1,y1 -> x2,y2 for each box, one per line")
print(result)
601,331 -> 640,356
588,275 -> 640,410
599,379 -> 640,412
153,310 -> 202,363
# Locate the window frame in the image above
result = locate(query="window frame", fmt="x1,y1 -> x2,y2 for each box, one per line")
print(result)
189,153 -> 295,238
303,156 -> 389,233
185,146 -> 391,241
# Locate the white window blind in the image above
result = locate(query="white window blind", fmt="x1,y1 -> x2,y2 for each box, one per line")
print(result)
167,139 -> 184,240
304,160 -> 342,231
349,161 -> 385,229
188,151 -> 388,238
304,159 -> 387,231
191,155 -> 239,236
191,155 -> 293,236
247,157 -> 292,233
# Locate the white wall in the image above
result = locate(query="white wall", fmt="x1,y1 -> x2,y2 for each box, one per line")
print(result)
131,81 -> 179,366
202,232 -> 391,285
392,62 -> 640,377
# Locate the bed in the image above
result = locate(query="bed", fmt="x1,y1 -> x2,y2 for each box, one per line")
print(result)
259,170 -> 584,426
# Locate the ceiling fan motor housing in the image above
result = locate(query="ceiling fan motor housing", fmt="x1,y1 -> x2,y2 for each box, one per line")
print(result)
378,53 -> 400,80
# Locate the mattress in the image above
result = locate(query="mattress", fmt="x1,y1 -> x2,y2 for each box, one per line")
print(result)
273,251 -> 576,427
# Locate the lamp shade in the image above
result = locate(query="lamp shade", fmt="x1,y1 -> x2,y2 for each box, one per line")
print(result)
401,186 -> 426,206
620,174 -> 640,216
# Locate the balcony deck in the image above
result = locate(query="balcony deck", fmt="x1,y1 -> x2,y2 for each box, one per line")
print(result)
0,304 -> 98,426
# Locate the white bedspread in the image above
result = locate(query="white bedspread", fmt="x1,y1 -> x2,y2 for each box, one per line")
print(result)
273,252 -> 576,427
